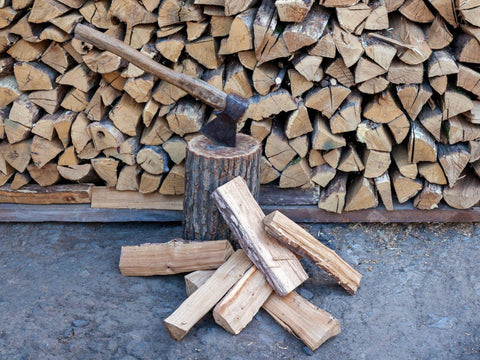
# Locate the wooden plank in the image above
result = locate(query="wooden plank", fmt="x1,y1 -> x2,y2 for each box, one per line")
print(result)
0,184 -> 91,204
91,186 -> 183,210
119,239 -> 234,276
264,210 -> 362,294
164,250 -> 253,341
212,176 -> 308,297
259,185 -> 319,205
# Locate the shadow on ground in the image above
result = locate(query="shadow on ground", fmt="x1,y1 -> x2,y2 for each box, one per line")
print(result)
0,222 -> 478,359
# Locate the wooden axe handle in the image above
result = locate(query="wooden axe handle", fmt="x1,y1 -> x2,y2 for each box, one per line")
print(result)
74,24 -> 227,110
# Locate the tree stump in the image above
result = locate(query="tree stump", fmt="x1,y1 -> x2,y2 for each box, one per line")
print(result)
183,134 -> 261,241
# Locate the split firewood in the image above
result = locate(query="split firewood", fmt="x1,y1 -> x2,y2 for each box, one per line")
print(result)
265,123 -> 296,171
311,163 -> 336,187
4,118 -> 30,144
213,266 -> 272,335
285,102 -> 312,139
312,114 -> 346,151
325,58 -> 354,88
388,113 -> 410,144
136,145 -> 169,175
88,120 -> 126,151
164,249 -> 253,341
252,62 -> 278,96
166,99 -> 206,136
308,149 -> 325,168
469,141 -> 480,162
265,210 -> 362,294
57,164 -> 97,182
418,161 -> 447,185
408,121 -> 437,163
391,170 -> 422,203
363,149 -> 390,178
330,93 -> 362,134
441,88 -> 473,120
141,116 -> 173,146
446,116 -> 480,144
308,30 -> 336,59
354,57 -> 386,84
139,172 -> 162,193
338,146 -> 364,173
253,0 -> 289,64
397,83 -> 432,120
357,76 -> 390,94
443,172 -> 480,209
438,143 -> 470,187
109,93 -> 143,136
104,136 -> 141,166
260,156 -> 280,184
283,5 -> 329,53
324,148 -> 342,168
387,60 -> 424,84
58,146 -> 79,166
26,161 -> 57,186
275,0 -> 313,22
29,86 -> 67,114
418,106 -> 442,141
91,157 -> 118,187
9,95 -> 41,128
123,74 -> 155,103
0,75 -> 21,106
457,65 -> 480,99
212,176 -> 308,296
10,171 -> 30,190
426,17 -> 453,50
185,36 -> 223,69
318,173 -> 347,213
413,181 -> 442,210
336,3 -> 370,33
242,89 -> 296,121
279,158 -> 311,188
363,90 -> 403,124
31,135 -> 63,168
219,8 -> 256,55
374,172 -> 393,210
305,85 -> 351,119
70,112 -> 90,153
455,35 -> 480,64
344,176 -> 378,211
466,101 -> 480,124
162,136 -> 186,165
356,120 -> 393,152
429,75 -> 448,95
119,239 -> 233,276
391,144 -> 417,180
53,110 -> 75,148
0,138 -> 31,172
250,118 -> 272,143
159,162 -> 185,195
292,54 -> 322,82
116,165 -> 141,191
332,21 -> 363,68
289,135 -> 308,158
224,58 -> 253,98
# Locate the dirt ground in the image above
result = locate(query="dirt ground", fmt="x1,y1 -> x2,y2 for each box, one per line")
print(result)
0,221 -> 479,360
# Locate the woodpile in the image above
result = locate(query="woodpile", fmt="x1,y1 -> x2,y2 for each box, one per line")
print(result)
120,176 -> 361,351
1,0 -> 480,211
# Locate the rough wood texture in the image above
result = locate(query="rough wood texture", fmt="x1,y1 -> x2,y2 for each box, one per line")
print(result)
183,134 -> 261,241
0,184 -> 91,204
119,239 -> 234,276
264,210 -> 361,294
212,176 -> 308,297
163,249 -> 253,341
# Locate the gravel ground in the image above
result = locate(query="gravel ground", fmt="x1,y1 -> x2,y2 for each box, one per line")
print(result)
0,221 -> 478,359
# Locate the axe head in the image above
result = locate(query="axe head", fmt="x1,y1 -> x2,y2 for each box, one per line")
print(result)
200,93 -> 249,147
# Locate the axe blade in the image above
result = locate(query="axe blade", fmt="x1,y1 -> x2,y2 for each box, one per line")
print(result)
200,93 -> 249,147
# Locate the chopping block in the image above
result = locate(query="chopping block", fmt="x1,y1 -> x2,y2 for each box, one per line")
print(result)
183,134 -> 261,241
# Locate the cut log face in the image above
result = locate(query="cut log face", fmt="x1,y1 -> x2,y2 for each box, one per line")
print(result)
438,143 -> 470,187
408,121 -> 437,163
344,176 -> 378,211
443,172 -> 480,209
318,173 -> 347,213
391,170 -> 423,203
413,181 -> 442,210
374,172 -> 393,210
312,114 -> 346,151
418,161 -> 447,185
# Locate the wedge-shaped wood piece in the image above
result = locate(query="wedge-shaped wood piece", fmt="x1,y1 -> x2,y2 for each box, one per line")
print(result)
213,266 -> 273,335
219,8 -> 256,55
392,144 -> 417,179
265,210 -> 361,294
455,34 -> 480,64
119,239 -> 234,276
336,3 -> 370,33
426,16 -> 453,50
363,90 -> 403,124
458,0 -> 480,27
344,176 -> 378,211
186,269 -> 341,351
397,83 -> 432,120
212,176 -> 308,297
418,106 -> 442,141
363,149 -> 390,178
338,146 -> 364,173
457,65 -> 480,99
305,85 -> 351,119
387,60 -> 423,84
388,113 -> 410,144
446,116 -> 480,144
318,173 -> 347,214
418,162 -> 447,185
242,89 -> 296,121
283,5 -> 329,53
164,249 -> 253,341
438,143 -> 470,187
413,181 -> 442,210
332,21 -> 363,67
330,93 -> 362,134
441,88 -> 473,120
312,114 -> 346,151
408,122 -> 437,163
399,0 -> 433,22
325,58 -> 354,88
443,172 -> 480,209
392,170 -> 423,203
374,172 -> 393,211
356,120 -> 392,152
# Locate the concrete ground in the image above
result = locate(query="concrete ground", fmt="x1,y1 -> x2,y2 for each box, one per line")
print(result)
0,221 -> 478,360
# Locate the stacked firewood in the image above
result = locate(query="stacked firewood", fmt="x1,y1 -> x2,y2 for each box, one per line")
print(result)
1,0 -> 480,211
119,177 -> 362,351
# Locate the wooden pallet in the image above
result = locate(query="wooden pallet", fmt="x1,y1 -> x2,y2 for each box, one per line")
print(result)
0,184 -> 477,223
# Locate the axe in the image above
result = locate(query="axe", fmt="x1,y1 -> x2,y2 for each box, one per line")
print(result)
74,24 -> 248,147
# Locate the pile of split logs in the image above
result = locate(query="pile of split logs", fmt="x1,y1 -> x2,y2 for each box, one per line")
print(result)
119,177 -> 362,351
1,0 -> 480,211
